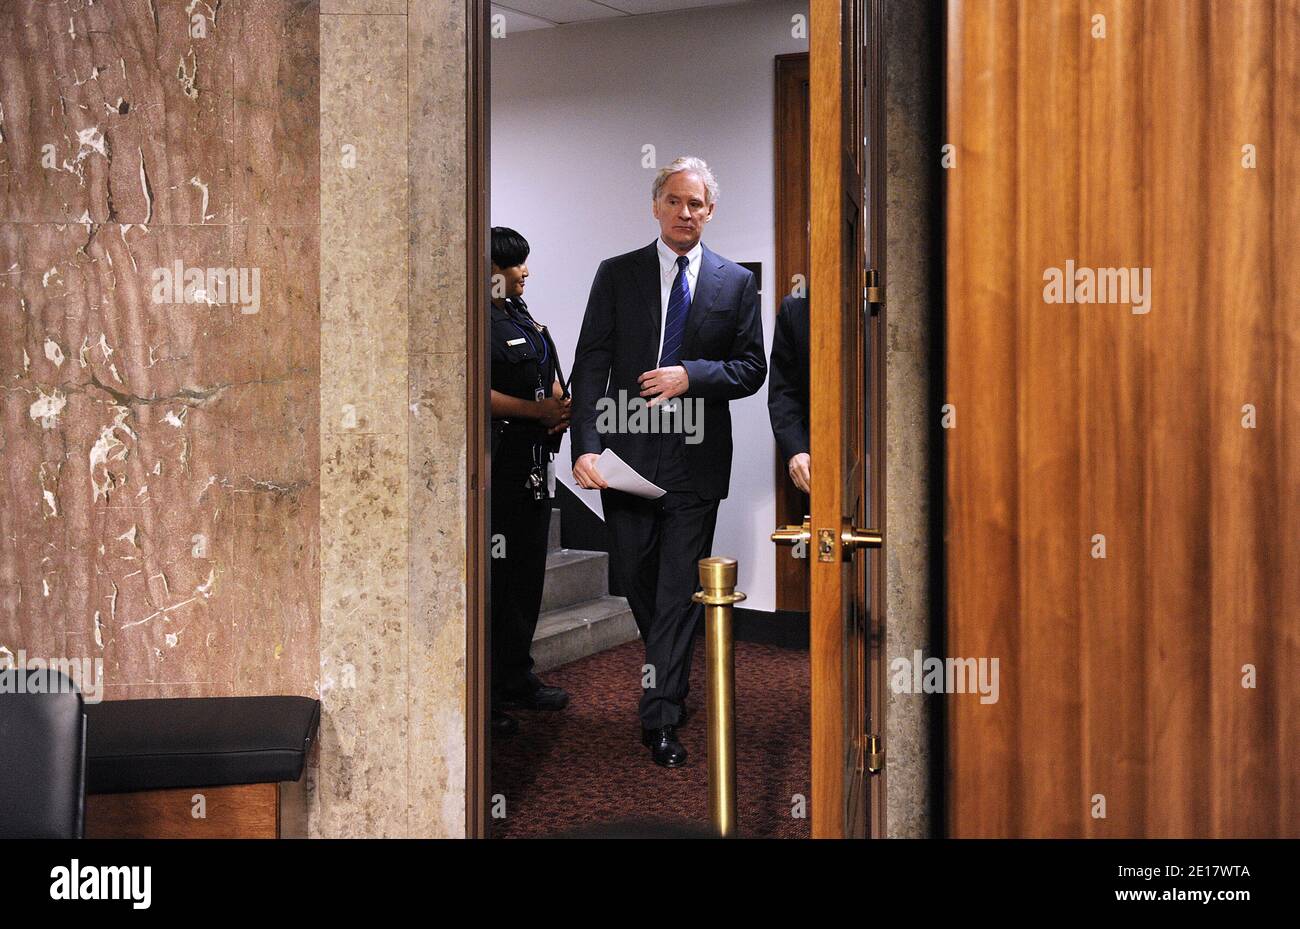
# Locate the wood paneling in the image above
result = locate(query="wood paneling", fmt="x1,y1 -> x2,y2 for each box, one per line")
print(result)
1275,0 -> 1300,835
946,0 -> 1298,838
85,783 -> 279,839
1080,0 -> 1145,837
1142,0 -> 1211,840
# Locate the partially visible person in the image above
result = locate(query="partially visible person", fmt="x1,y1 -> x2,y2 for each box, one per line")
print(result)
488,227 -> 571,735
768,293 -> 810,494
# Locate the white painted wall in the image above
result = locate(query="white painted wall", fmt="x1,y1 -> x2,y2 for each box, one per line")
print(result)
491,0 -> 809,611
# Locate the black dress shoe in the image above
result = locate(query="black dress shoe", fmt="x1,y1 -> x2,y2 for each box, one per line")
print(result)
641,725 -> 687,767
501,684 -> 570,711
491,707 -> 519,736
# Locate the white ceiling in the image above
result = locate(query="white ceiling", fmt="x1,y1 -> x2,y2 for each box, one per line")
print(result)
491,0 -> 755,33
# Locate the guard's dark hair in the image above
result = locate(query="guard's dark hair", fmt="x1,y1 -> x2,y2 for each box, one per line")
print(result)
491,227 -> 530,269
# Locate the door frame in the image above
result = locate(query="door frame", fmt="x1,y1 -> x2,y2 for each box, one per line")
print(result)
462,0 -> 885,840
865,0 -> 887,842
465,0 -> 490,841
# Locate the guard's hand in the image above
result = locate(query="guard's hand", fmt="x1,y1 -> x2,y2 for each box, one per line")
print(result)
548,397 -> 572,435
536,396 -> 568,429
637,366 -> 689,406
788,452 -> 811,494
573,453 -> 608,490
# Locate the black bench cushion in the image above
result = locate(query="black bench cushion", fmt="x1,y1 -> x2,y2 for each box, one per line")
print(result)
84,695 -> 320,794
0,671 -> 86,838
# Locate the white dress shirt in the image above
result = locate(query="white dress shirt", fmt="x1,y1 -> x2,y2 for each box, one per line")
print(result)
655,236 -> 702,366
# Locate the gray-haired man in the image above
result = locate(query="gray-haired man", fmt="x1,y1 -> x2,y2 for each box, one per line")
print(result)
570,156 -> 766,767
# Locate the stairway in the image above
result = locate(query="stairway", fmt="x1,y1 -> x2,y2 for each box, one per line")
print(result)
531,508 -> 639,672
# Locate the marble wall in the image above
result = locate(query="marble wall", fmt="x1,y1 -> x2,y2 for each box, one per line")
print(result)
0,0 -> 320,701
305,0 -> 470,838
883,0 -> 944,838
0,0 -> 472,838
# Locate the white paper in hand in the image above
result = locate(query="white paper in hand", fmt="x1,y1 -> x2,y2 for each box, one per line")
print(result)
595,448 -> 666,499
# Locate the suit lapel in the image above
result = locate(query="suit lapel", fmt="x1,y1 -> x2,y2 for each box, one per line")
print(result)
685,246 -> 723,347
634,241 -> 662,350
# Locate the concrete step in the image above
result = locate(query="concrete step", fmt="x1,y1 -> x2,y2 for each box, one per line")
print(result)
541,547 -> 609,613
531,596 -> 639,673
547,507 -> 561,552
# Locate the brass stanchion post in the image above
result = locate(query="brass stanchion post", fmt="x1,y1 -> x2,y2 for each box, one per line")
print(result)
693,556 -> 745,837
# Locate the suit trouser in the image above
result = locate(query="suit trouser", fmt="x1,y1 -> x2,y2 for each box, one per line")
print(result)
601,436 -> 719,729
490,435 -> 552,701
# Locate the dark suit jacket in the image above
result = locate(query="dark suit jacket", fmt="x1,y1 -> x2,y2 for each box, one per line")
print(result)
570,241 -> 766,500
768,295 -> 810,463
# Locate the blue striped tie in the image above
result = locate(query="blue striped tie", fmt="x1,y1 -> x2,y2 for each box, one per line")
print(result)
659,255 -> 691,367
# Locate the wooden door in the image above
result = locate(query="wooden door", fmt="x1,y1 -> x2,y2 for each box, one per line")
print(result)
945,0 -> 1299,837
801,0 -> 886,839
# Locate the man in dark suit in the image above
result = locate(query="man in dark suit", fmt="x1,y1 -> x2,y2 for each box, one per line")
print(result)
767,294 -> 811,493
570,156 -> 766,767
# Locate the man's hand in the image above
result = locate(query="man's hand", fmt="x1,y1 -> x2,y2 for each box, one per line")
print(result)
573,452 -> 608,490
638,366 -> 689,406
788,452 -> 811,494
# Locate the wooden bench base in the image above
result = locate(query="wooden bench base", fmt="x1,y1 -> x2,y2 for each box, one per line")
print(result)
85,783 -> 280,838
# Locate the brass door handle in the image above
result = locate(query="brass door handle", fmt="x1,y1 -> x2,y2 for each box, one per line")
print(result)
823,519 -> 882,562
841,521 -> 883,551
770,517 -> 811,545
773,517 -> 881,560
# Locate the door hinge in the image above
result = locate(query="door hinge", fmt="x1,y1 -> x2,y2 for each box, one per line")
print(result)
864,268 -> 883,313
866,733 -> 884,775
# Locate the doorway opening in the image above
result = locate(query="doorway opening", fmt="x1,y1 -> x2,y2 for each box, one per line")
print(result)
466,0 -> 886,839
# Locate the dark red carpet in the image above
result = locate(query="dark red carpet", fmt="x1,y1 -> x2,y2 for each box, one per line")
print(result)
490,637 -> 811,838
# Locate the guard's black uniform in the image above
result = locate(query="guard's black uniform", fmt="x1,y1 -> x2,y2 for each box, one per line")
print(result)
490,299 -> 561,703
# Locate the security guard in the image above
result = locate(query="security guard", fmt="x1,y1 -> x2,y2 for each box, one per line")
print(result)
489,227 -> 571,735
